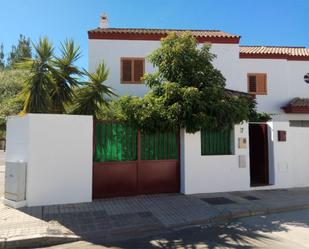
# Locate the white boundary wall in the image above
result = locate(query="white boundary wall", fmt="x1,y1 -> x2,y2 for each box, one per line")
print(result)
6,114 -> 93,207
180,123 -> 250,194
181,121 -> 309,194
6,115 -> 309,203
257,121 -> 309,190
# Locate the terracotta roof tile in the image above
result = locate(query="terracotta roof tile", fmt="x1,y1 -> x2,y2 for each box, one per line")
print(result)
240,46 -> 309,60
289,98 -> 309,107
88,28 -> 240,43
225,89 -> 249,97
89,28 -> 240,38
283,98 -> 309,113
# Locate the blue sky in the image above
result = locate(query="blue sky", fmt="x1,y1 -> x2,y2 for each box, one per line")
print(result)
0,0 -> 308,69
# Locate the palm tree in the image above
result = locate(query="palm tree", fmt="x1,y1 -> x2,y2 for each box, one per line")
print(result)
17,37 -> 54,113
51,40 -> 82,113
17,38 -> 113,117
72,63 -> 115,119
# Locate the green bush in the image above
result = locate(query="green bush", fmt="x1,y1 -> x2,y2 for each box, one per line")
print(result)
0,69 -> 26,137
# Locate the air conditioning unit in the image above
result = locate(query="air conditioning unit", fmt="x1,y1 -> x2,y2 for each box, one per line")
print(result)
5,162 -> 27,202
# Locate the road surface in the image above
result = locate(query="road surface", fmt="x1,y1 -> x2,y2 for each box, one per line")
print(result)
40,208 -> 309,248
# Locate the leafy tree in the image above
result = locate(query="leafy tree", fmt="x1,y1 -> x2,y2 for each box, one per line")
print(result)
108,32 -> 260,132
51,40 -> 82,113
0,69 -> 27,137
0,44 -> 5,69
7,35 -> 32,67
72,63 -> 115,119
248,99 -> 270,122
0,37 -> 117,136
17,37 -> 54,113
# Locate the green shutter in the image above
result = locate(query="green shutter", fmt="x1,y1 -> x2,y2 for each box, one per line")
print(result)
141,131 -> 178,160
94,123 -> 137,162
201,129 -> 231,155
94,123 -> 178,162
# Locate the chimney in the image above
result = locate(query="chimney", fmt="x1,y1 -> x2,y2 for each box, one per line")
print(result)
100,14 -> 108,29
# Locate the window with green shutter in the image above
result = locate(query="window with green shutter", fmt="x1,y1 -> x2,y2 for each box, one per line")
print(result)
201,129 -> 232,155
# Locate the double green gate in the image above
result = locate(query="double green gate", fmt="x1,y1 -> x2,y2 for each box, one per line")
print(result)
93,122 -> 179,198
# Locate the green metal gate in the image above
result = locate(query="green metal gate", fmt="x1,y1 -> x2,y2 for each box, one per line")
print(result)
93,122 -> 180,198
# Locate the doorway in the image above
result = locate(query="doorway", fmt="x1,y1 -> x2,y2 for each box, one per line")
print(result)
249,123 -> 269,186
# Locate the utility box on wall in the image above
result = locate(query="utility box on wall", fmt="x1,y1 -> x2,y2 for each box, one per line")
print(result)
5,162 -> 27,202
238,155 -> 246,168
0,139 -> 5,150
278,130 -> 287,142
238,137 -> 247,149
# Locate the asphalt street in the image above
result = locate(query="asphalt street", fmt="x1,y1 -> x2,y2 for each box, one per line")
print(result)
40,208 -> 309,249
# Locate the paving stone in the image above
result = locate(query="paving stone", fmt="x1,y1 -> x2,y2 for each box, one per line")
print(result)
201,197 -> 237,205
242,195 -> 260,201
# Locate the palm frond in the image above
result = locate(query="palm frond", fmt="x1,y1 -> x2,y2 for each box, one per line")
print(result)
18,37 -> 54,113
50,39 -> 82,113
72,63 -> 116,119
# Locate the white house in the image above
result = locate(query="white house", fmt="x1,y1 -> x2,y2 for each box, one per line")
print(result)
4,16 -> 309,208
88,15 -> 309,122
87,15 -> 309,195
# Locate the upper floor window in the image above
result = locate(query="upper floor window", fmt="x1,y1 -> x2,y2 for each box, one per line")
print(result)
247,73 -> 267,95
121,58 -> 145,84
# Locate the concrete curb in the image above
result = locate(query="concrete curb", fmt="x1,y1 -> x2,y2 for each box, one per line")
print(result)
2,203 -> 309,248
192,203 -> 309,228
200,204 -> 309,227
0,234 -> 80,249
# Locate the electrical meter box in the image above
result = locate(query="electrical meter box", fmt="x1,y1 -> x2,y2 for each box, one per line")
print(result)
5,162 -> 27,202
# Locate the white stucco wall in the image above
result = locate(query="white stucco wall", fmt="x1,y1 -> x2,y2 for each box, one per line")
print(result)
257,121 -> 309,190
288,124 -> 309,187
265,121 -> 291,189
5,114 -> 93,207
287,61 -> 309,100
88,39 -> 157,97
89,38 -> 309,122
239,58 -> 309,119
181,121 -> 309,194
211,44 -> 242,92
181,123 -> 250,194
239,59 -> 289,114
6,116 -> 309,199
88,39 -> 241,97
6,116 -> 30,163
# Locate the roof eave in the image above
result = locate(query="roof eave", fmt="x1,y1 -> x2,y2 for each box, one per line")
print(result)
282,106 -> 309,113
224,88 -> 250,97
88,30 -> 240,44
240,53 -> 309,61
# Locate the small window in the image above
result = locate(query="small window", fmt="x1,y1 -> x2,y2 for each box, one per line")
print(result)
121,58 -> 145,83
201,129 -> 232,155
289,120 -> 309,127
247,73 -> 267,95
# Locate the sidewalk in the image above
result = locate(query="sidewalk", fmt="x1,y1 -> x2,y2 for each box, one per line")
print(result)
2,188 -> 309,248
2,150 -> 309,248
